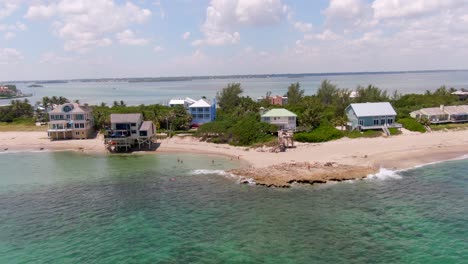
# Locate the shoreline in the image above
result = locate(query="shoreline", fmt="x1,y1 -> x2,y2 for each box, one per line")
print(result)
1,130 -> 468,187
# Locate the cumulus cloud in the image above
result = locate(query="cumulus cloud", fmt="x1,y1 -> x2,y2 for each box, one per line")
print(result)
153,46 -> 164,53
25,0 -> 151,52
182,31 -> 191,40
194,0 -> 289,46
0,48 -> 23,64
0,2 -> 17,19
372,0 -> 466,19
293,21 -> 313,32
4,31 -> 15,40
116,30 -> 149,46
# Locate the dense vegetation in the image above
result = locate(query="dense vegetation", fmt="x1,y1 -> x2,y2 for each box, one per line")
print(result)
0,81 -> 465,144
92,103 -> 191,131
0,99 -> 34,123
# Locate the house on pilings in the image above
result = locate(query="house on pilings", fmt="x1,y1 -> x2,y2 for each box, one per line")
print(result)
104,113 -> 156,152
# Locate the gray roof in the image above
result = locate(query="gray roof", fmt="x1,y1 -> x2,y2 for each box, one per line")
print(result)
110,113 -> 142,123
139,121 -> 154,131
349,102 -> 397,117
49,103 -> 90,114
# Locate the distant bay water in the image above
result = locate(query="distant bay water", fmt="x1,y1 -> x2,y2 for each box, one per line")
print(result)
0,152 -> 467,263
2,70 -> 468,106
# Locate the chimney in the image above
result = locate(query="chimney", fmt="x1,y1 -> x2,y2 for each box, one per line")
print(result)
440,105 -> 445,111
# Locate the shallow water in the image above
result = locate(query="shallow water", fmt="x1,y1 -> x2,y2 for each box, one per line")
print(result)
2,71 -> 468,106
0,152 -> 467,263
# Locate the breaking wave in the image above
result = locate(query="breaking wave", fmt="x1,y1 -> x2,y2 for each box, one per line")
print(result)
366,168 -> 402,180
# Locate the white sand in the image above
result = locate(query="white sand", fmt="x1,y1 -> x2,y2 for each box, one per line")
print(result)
1,130 -> 468,170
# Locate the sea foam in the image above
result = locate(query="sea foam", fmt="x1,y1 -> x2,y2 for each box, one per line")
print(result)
366,168 -> 402,180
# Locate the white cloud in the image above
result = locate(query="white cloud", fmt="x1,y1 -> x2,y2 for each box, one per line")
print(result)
194,0 -> 288,46
311,29 -> 341,41
0,48 -> 23,64
153,45 -> 164,53
293,21 -> 312,32
4,31 -> 15,40
0,2 -> 17,19
182,31 -> 191,40
116,29 -> 149,46
372,0 -> 466,19
25,0 -> 152,52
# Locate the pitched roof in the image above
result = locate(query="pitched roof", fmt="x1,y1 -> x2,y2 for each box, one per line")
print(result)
349,102 -> 396,117
49,103 -> 90,114
169,97 -> 196,105
139,121 -> 154,131
189,99 -> 211,108
110,113 -> 142,123
261,108 -> 297,117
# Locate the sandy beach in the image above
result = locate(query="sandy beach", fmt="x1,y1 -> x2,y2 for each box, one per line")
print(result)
1,130 -> 468,186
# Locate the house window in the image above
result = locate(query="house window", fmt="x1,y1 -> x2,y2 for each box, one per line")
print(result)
131,123 -> 137,127
140,131 -> 147,137
75,132 -> 80,136
197,114 -> 203,119
80,123 -> 85,128
74,123 -> 79,128
387,119 -> 393,124
263,117 -> 270,122
205,107 -> 210,112
204,114 -> 210,119
198,108 -> 203,112
359,120 -> 364,126
288,117 -> 295,121
131,130 -> 137,134
75,114 -> 84,120
373,119 -> 379,125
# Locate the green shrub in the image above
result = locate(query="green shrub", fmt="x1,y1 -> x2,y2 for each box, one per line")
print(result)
398,118 -> 426,133
345,129 -> 382,138
294,125 -> 344,142
388,128 -> 402,135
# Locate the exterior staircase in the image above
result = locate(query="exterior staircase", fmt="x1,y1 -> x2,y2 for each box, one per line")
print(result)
382,126 -> 391,136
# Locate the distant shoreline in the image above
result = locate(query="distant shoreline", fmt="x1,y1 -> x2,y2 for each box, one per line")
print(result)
4,69 -> 467,84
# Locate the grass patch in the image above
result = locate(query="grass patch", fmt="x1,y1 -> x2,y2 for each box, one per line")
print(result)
345,130 -> 382,138
430,123 -> 468,131
0,122 -> 47,132
398,118 -> 426,133
389,128 -> 402,135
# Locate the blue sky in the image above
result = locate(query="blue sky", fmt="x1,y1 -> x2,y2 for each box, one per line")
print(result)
1,0 -> 468,80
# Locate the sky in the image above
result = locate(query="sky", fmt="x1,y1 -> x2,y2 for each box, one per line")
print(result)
1,0 -> 468,81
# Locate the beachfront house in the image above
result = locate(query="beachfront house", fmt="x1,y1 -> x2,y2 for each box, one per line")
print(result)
410,105 -> 468,124
47,103 -> 94,140
105,113 -> 156,151
189,98 -> 216,127
169,97 -> 197,109
261,108 -> 297,130
346,102 -> 401,133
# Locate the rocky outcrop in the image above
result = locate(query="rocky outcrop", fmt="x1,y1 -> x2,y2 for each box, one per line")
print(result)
229,162 -> 377,188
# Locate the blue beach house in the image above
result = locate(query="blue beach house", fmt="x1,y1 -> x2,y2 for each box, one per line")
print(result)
346,102 -> 401,133
189,98 -> 216,127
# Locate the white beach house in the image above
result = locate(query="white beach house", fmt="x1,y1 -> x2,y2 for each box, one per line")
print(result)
261,108 -> 297,130
48,103 -> 94,140
410,105 -> 468,124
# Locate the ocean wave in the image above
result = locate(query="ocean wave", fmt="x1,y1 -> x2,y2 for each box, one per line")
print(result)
366,168 -> 402,180
191,169 -> 231,176
411,154 -> 468,169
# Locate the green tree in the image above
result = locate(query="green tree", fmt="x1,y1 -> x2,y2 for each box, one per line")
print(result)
216,83 -> 243,112
286,82 -> 304,105
316,80 -> 338,105
355,85 -> 389,103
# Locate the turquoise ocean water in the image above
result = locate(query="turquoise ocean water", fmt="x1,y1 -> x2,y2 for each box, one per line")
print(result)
2,71 -> 468,106
0,152 -> 467,263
